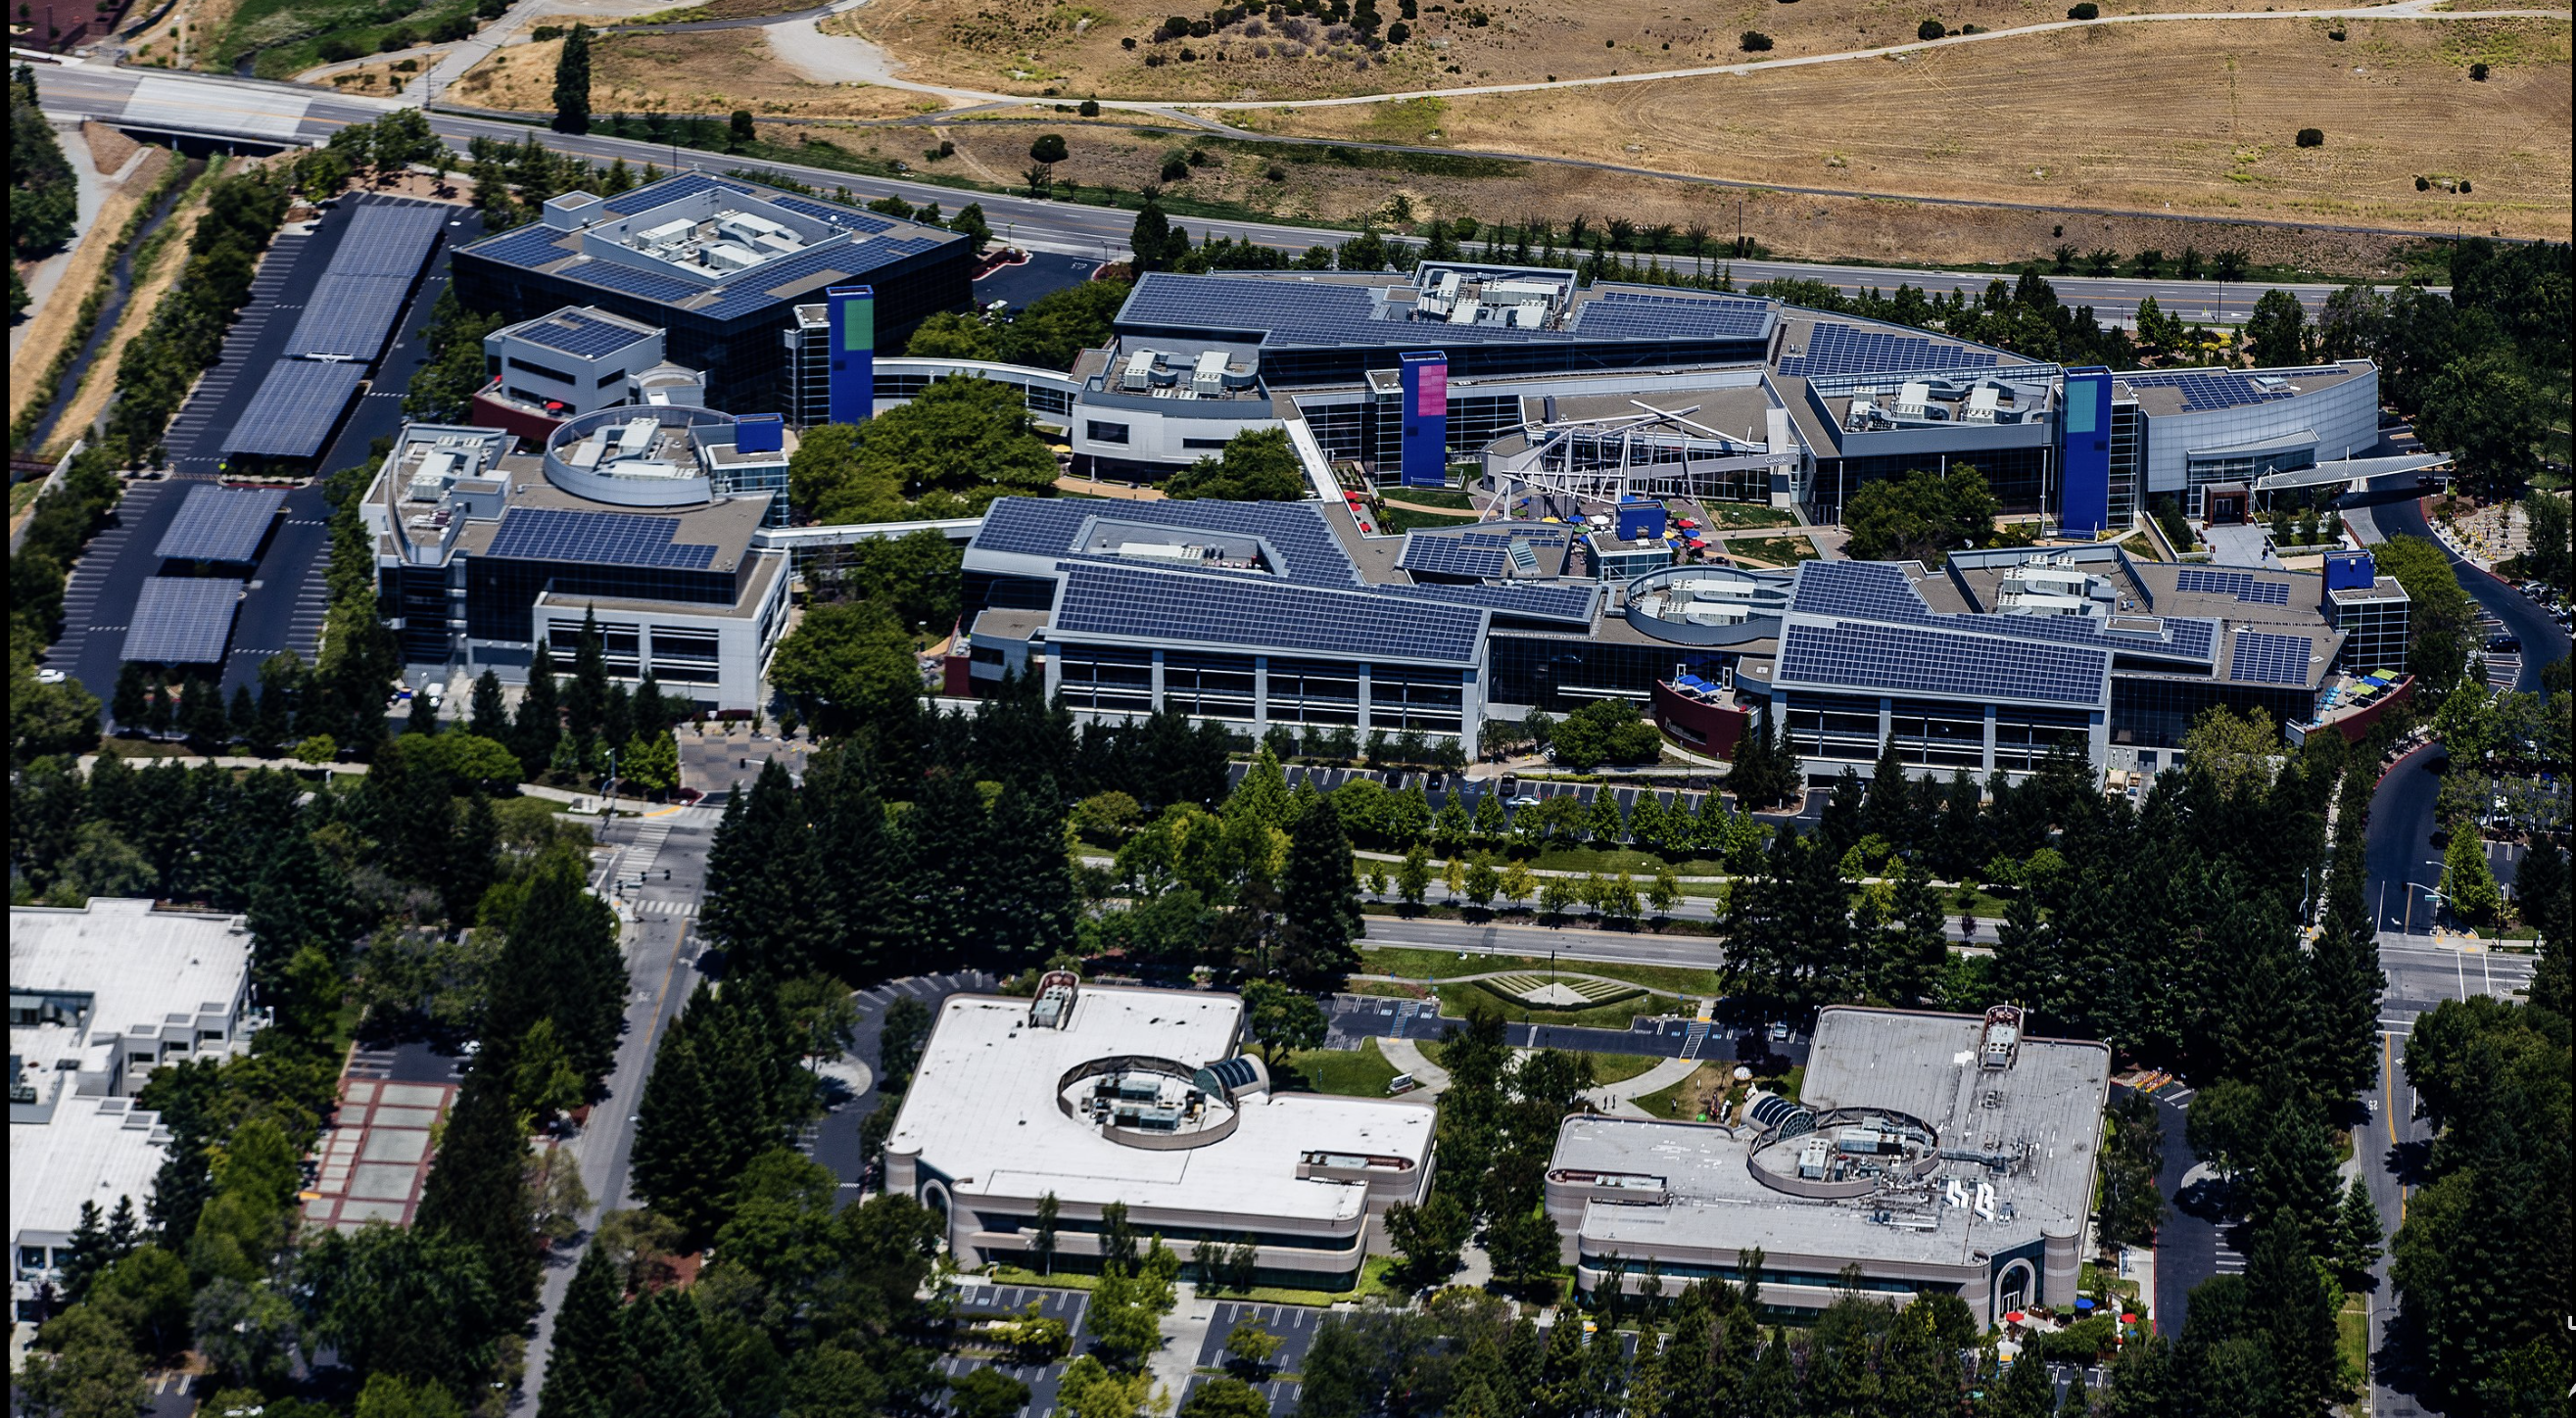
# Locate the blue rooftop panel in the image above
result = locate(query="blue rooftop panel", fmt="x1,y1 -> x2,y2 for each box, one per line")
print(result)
156,485 -> 286,563
510,308 -> 658,359
1777,321 -> 2004,379
1779,618 -> 2107,706
976,496 -> 1360,586
485,507 -> 721,570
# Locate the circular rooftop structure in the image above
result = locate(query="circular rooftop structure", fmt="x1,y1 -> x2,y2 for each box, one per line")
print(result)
541,404 -> 739,507
1622,565 -> 1791,645
1746,1106 -> 1940,1200
1058,1055 -> 1243,1151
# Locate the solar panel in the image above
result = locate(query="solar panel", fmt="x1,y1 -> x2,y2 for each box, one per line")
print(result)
1789,559 -> 2218,663
1571,289 -> 1773,341
327,201 -> 445,276
2175,567 -> 2294,605
2230,630 -> 2313,685
512,308 -> 657,359
121,577 -> 240,664
2116,369 -> 2303,412
977,497 -> 1360,587
1779,618 -> 2107,706
561,258 -> 703,305
459,221 -> 571,269
156,485 -> 285,562
222,359 -> 367,458
1383,581 -> 1597,622
598,171 -> 741,215
286,272 -> 413,360
485,507 -> 722,570
766,194 -> 897,233
1055,561 -> 1483,664
1397,535 -> 1510,579
1777,321 -> 2005,379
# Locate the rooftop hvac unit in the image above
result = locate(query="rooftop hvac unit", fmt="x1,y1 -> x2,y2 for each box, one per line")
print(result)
1121,350 -> 1157,392
1192,349 -> 1229,397
1895,381 -> 1932,417
1965,387 -> 2000,423
702,242 -> 759,271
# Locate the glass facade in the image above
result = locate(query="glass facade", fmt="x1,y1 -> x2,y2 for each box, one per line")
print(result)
1055,643 -> 1154,714
2110,678 -> 2310,749
2108,398 -> 2142,530
2185,447 -> 2313,516
1489,633 -> 1725,710
1162,649 -> 1258,722
1808,446 -> 2054,522
463,558 -> 738,642
1267,656 -> 1361,726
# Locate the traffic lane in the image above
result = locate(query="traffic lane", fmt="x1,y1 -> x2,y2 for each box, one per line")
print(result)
2363,744 -> 2444,933
223,486 -> 332,692
2367,492 -> 2568,694
2144,1082 -> 2222,1341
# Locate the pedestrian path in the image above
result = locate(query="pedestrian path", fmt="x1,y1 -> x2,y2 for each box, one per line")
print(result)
1583,1056 -> 1701,1116
1376,1037 -> 1451,1096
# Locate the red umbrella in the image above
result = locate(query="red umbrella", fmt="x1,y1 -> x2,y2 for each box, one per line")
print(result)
1676,519 -> 1699,530
1689,538 -> 1710,547
2005,1311 -> 2026,1324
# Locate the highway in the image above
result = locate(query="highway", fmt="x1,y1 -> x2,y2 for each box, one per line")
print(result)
28,58 -> 2405,320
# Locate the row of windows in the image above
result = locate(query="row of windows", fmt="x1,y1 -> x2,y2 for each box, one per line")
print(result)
977,1213 -> 1362,1253
1579,1254 -> 1944,1296
506,354 -> 577,386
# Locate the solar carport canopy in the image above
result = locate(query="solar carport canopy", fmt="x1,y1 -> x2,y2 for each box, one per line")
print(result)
155,484 -> 286,562
121,577 -> 241,664
222,359 -> 367,459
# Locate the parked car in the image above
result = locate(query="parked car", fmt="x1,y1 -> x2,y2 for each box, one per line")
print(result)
2487,635 -> 2520,652
1506,794 -> 1542,808
36,668 -> 66,685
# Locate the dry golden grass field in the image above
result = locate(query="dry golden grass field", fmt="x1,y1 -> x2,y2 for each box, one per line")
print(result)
892,118 -> 2471,271
848,0 -> 2330,99
452,30 -> 933,118
1236,17 -> 2571,239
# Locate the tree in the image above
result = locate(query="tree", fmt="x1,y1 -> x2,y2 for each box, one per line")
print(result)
2332,1177 -> 2382,1285
1840,466 -> 2000,564
902,310 -> 999,359
14,1305 -> 147,1418
851,373 -> 1058,511
1028,1192 -> 1060,1276
1241,979 -> 1328,1063
996,279 -> 1130,370
1178,1376 -> 1271,1418
2369,535 -> 2474,697
2417,350 -> 2546,496
1382,1192 -> 1467,1288
1222,1321 -> 1282,1378
1277,794 -> 1363,987
1130,200 -> 1173,274
728,109 -> 755,147
2438,820 -> 2502,923
1548,699 -> 1663,769
1163,427 -> 1306,501
551,24 -> 592,134
2243,287 -> 2309,366
413,1064 -> 540,1317
769,600 -> 922,737
536,1245 -> 626,1418
951,1368 -> 1033,1418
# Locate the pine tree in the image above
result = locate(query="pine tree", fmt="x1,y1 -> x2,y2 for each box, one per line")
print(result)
484,853 -> 626,1083
469,671 -> 508,741
2243,1085 -> 2342,1251
981,779 -> 1078,968
616,1291 -> 722,1418
1277,794 -> 1363,988
415,1064 -> 540,1317
1877,861 -> 1949,1008
537,1244 -> 627,1418
1861,736 -> 1917,845
632,999 -> 726,1244
2242,1206 -> 2340,1411
516,640 -> 561,777
552,24 -> 593,134
2310,770 -> 2385,1103
699,759 -> 835,980
566,611 -> 608,743
2332,1176 -> 2382,1284
809,750 -> 907,982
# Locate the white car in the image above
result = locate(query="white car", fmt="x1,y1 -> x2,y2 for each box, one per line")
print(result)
36,668 -> 67,685
1506,793 -> 1542,808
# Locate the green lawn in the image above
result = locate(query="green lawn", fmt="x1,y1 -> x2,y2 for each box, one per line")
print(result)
1727,535 -> 1819,566
1387,487 -> 1479,509
2336,1294 -> 2369,1395
215,0 -> 482,77
1585,1052 -> 1666,1085
1356,944 -> 1720,998
1279,1037 -> 1403,1097
1427,984 -> 1657,1030
1376,505 -> 1481,534
1697,503 -> 1795,530
1632,1063 -> 1724,1119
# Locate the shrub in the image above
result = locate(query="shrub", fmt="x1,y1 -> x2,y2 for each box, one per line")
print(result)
2415,174 -> 2430,190
2468,61 -> 2488,79
2067,2 -> 2096,16
2295,127 -> 2324,147
1078,97 -> 1100,115
1121,34 -> 1137,47
2327,24 -> 2345,38
1740,28 -> 1773,49
317,35 -> 359,61
1160,152 -> 1190,180
531,24 -> 564,38
2457,178 -> 2470,193
1958,23 -> 1982,32
1264,165 -> 1286,180
1917,18 -> 1944,38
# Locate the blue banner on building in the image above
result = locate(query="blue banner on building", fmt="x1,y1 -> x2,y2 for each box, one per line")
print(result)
1399,351 -> 1448,489
2060,366 -> 2113,539
828,285 -> 875,425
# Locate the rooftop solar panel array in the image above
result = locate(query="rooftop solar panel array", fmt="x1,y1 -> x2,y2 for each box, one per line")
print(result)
558,258 -> 704,305
1570,290 -> 1773,342
2229,630 -> 2314,685
464,222 -> 572,268
222,359 -> 367,459
2115,369 -> 2303,412
156,485 -> 285,562
286,273 -> 415,359
1382,581 -> 1597,623
598,171 -> 740,215
328,202 -> 446,276
512,308 -> 658,359
2175,566 -> 2294,605
977,497 -> 1360,587
485,507 -> 721,570
1776,322 -> 2005,379
1780,618 -> 2108,706
121,577 -> 240,664
1397,536 -> 1510,579
1055,562 -> 1484,664
1789,558 -> 2218,664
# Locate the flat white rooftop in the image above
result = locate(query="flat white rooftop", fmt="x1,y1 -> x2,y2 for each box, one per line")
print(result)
10,899 -> 253,1065
12,1095 -> 169,1257
889,986 -> 1433,1223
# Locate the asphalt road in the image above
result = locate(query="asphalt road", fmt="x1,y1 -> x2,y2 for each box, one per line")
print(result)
29,61 -> 2414,320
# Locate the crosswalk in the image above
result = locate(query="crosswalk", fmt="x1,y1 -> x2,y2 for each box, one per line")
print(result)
1679,1019 -> 1711,1060
633,899 -> 698,918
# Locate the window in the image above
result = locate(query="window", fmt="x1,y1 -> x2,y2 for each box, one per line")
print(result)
597,370 -> 624,388
1086,420 -> 1131,446
1181,437 -> 1229,450
506,355 -> 577,386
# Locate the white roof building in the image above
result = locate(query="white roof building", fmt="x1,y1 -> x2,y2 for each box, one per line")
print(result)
883,979 -> 1434,1292
10,900 -> 261,1317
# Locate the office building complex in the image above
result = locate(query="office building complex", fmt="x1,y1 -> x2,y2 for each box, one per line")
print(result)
12,901 -> 260,1319
451,174 -> 971,413
1546,1007 -> 2109,1325
360,416 -> 793,709
883,976 -> 1434,1290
